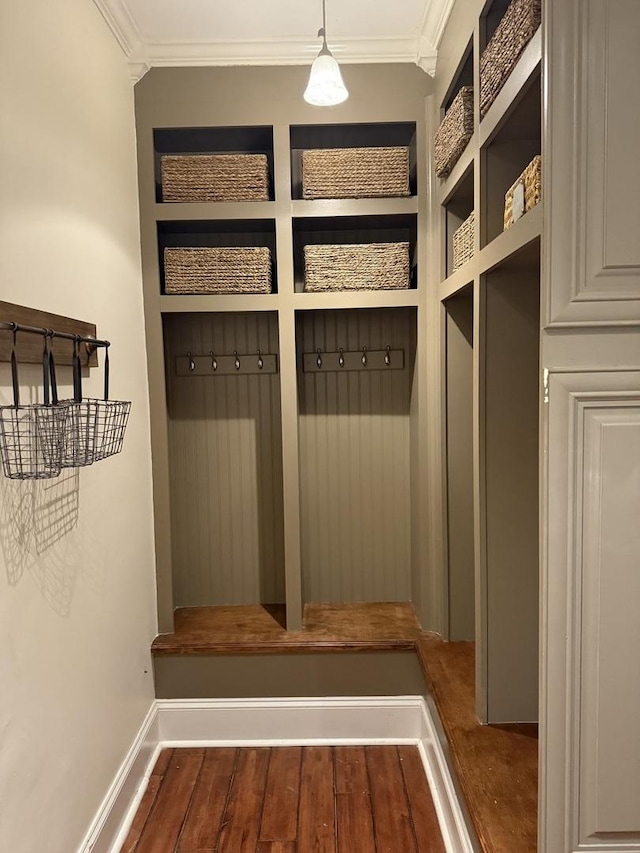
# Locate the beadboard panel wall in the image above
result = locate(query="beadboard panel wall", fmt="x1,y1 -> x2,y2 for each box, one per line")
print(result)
164,313 -> 285,606
296,308 -> 416,603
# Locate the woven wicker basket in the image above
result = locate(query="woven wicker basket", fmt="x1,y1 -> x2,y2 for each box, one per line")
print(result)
164,247 -> 272,294
161,153 -> 269,202
304,242 -> 410,292
434,87 -> 474,179
452,211 -> 475,271
301,147 -> 410,199
504,155 -> 541,229
480,0 -> 542,118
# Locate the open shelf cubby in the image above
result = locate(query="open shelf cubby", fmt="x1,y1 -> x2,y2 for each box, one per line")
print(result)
292,213 -> 417,294
163,310 -> 285,608
481,69 -> 541,247
442,37 -> 474,113
290,122 -> 418,200
482,238 -> 540,722
153,126 -> 275,204
295,306 -> 418,605
157,219 -> 278,295
443,162 -> 475,279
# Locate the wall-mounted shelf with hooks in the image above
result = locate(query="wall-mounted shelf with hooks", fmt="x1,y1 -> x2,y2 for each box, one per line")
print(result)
0,301 -> 99,367
302,347 -> 404,373
175,350 -> 278,376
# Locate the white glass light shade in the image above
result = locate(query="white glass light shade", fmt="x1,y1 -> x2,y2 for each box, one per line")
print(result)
303,49 -> 348,106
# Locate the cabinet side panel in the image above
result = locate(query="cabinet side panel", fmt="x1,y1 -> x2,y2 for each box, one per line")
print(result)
579,405 -> 640,842
164,313 -> 285,606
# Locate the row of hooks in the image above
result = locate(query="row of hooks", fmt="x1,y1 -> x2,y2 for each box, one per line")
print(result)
176,350 -> 278,376
175,346 -> 405,376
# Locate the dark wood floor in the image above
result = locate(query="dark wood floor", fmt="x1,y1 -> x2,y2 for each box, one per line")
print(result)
152,602 -> 421,655
150,604 -> 539,852
122,745 -> 445,853
416,637 -> 538,853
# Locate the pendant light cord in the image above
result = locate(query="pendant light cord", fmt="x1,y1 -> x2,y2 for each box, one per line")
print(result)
318,0 -> 328,47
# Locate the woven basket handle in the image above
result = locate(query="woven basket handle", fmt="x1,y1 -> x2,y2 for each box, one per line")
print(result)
103,344 -> 110,401
10,327 -> 19,409
48,334 -> 59,406
42,332 -> 51,406
72,337 -> 83,403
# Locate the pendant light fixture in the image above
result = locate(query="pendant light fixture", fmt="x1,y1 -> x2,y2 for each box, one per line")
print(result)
303,0 -> 348,106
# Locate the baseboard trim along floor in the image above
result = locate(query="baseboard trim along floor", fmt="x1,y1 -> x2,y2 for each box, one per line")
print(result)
79,696 -> 475,853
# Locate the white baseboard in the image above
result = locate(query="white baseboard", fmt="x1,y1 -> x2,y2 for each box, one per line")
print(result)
78,702 -> 160,853
80,696 -> 474,853
418,700 -> 477,853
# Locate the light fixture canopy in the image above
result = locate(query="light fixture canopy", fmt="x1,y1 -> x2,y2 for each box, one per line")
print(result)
303,0 -> 348,106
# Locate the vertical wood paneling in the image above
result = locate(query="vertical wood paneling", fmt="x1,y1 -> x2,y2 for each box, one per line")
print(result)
297,308 -> 415,603
164,312 -> 285,606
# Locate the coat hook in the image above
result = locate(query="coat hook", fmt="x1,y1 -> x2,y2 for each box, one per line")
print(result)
234,350 -> 241,371
361,346 -> 368,367
316,348 -> 323,369
257,349 -> 264,370
187,351 -> 196,372
210,351 -> 217,371
384,345 -> 391,367
339,348 -> 345,368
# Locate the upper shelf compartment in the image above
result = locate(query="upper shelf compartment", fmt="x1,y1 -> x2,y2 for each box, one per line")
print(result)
290,123 -> 417,202
481,69 -> 541,247
434,38 -> 474,187
479,0 -> 542,127
153,126 -> 275,204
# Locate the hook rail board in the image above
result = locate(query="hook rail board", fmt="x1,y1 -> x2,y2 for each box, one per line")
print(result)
302,348 -> 405,372
0,301 -> 98,367
175,352 -> 279,376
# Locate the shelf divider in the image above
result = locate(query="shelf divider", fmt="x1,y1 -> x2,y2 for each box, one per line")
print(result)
155,201 -> 277,221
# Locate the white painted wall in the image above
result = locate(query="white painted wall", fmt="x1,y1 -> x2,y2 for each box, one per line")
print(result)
0,1 -> 157,851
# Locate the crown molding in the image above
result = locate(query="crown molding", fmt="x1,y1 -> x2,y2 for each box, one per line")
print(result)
419,0 -> 456,50
93,0 -> 143,56
94,0 -> 455,80
416,0 -> 456,75
143,35 -> 422,68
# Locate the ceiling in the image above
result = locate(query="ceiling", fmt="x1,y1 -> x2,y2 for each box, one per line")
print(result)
93,0 -> 455,80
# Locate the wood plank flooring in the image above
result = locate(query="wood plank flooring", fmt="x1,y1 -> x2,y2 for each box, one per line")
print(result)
152,603 -> 421,655
416,637 -> 538,853
149,603 -> 539,852
121,746 -> 445,853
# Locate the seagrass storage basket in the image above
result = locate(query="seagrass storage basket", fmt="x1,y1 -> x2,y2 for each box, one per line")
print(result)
452,211 -> 475,271
504,155 -> 541,229
304,242 -> 410,292
480,0 -> 542,118
434,87 -> 474,179
301,147 -> 410,199
160,153 -> 269,202
164,247 -> 272,294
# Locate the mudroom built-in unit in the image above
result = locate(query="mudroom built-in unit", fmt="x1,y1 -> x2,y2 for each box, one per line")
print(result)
135,66 -> 433,638
434,0 -> 542,723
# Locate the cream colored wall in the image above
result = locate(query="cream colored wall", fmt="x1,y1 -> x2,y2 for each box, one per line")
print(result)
0,2 -> 156,852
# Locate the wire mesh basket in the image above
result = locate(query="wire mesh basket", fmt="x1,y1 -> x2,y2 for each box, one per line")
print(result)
56,339 -> 131,468
0,331 -> 66,480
